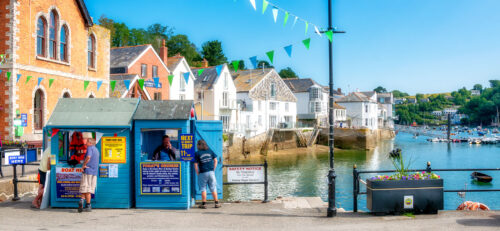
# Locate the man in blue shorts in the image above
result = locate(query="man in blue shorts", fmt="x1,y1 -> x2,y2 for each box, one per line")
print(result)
194,139 -> 220,209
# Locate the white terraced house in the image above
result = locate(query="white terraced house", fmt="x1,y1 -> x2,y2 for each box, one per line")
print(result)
166,54 -> 195,100
337,91 -> 379,130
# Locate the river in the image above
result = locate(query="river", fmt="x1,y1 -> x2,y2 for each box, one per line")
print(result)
223,132 -> 500,211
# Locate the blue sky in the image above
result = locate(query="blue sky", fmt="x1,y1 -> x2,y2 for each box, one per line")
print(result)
85,0 -> 500,95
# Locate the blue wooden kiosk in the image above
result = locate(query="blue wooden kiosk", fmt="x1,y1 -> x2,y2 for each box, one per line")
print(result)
45,98 -> 139,209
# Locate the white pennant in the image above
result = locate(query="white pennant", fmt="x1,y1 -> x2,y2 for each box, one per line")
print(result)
95,132 -> 104,144
292,16 -> 298,28
314,25 -> 322,37
272,7 -> 279,23
249,0 -> 256,10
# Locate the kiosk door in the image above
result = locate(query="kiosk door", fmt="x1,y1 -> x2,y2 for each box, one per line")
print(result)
193,121 -> 223,200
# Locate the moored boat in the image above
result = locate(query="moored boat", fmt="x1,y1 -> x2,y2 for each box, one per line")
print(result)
471,172 -> 493,183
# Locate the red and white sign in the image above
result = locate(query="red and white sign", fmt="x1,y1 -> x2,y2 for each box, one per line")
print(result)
227,166 -> 264,183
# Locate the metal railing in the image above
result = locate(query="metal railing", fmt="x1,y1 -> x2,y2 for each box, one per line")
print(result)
352,162 -> 500,212
223,161 -> 269,203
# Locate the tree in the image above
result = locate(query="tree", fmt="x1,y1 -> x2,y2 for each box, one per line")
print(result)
278,67 -> 298,79
166,34 -> 202,65
257,60 -> 273,69
201,40 -> 227,66
490,80 -> 500,88
416,93 -> 424,102
392,90 -> 409,98
373,86 -> 387,93
146,23 -> 173,52
473,84 -> 483,93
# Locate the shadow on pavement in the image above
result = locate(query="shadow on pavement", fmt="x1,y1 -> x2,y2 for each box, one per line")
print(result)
456,215 -> 500,227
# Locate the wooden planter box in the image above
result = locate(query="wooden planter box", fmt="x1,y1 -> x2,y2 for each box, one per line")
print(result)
366,179 -> 444,214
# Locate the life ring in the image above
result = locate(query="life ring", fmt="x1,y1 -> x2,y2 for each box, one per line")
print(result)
457,201 -> 490,211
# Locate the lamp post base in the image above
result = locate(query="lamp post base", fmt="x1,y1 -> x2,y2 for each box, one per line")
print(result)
327,168 -> 337,217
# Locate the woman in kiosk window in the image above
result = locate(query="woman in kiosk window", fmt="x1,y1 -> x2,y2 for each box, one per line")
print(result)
152,135 -> 177,161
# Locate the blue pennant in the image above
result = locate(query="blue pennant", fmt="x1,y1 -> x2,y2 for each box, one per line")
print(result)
153,77 -> 159,88
0,70 -> 2,74
183,72 -> 190,84
16,74 -> 21,83
249,56 -> 258,69
284,45 -> 293,58
124,80 -> 131,90
37,77 -> 43,86
216,65 -> 223,76
96,81 -> 102,91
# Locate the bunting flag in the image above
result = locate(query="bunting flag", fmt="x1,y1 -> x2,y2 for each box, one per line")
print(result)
124,79 -> 131,90
25,75 -> 32,84
197,69 -> 205,76
96,80 -> 103,91
168,75 -> 174,86
37,77 -> 43,86
314,26 -> 322,37
84,80 -> 89,91
51,128 -> 59,138
266,50 -> 274,64
302,38 -> 311,50
6,72 -> 11,81
325,30 -> 333,42
215,65 -> 223,76
284,45 -> 293,57
0,54 -> 4,64
249,56 -> 258,69
110,80 -> 116,91
249,0 -> 256,10
272,7 -> 278,23
262,0 -> 268,14
292,16 -> 298,28
16,74 -> 21,83
232,60 -> 240,72
305,21 -> 309,35
95,132 -> 104,144
49,78 -> 54,88
283,12 -> 289,26
0,70 -> 2,74
183,72 -> 190,84
138,79 -> 144,90
153,77 -> 159,88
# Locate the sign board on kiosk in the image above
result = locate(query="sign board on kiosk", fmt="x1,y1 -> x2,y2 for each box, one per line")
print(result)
227,166 -> 265,183
101,137 -> 127,163
140,162 -> 181,195
179,134 -> 195,161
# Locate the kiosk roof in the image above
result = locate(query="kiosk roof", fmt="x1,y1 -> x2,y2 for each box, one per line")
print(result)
133,100 -> 193,120
47,98 -> 140,127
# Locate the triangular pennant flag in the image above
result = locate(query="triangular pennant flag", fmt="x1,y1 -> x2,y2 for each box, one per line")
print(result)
124,80 -> 131,90
16,74 -> 21,83
249,56 -> 258,69
110,80 -> 116,91
249,0 -> 256,10
51,128 -> 59,138
69,131 -> 74,138
0,70 -> 2,74
0,54 -> 4,64
305,21 -> 309,35
284,45 -> 293,57
232,60 -> 240,72
197,69 -> 205,76
283,12 -> 289,26
325,30 -> 333,42
37,77 -> 43,86
314,26 -> 322,37
216,65 -> 223,76
96,81 -> 103,91
138,79 -> 144,90
95,132 -> 104,144
168,75 -> 174,86
49,78 -> 54,88
183,72 -> 190,84
266,50 -> 274,64
84,80 -> 89,91
272,7 -> 278,23
25,76 -> 32,84
153,77 -> 159,88
6,72 -> 11,81
262,0 -> 268,14
292,16 -> 298,28
302,38 -> 311,50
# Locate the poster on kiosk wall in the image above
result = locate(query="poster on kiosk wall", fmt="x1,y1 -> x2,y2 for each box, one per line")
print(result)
56,167 -> 94,199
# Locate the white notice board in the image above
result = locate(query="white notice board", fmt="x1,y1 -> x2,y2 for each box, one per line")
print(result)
227,166 -> 265,183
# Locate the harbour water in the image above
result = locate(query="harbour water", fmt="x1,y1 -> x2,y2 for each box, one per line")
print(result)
223,132 -> 500,211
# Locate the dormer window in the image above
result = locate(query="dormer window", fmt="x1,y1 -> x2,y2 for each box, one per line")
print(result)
310,87 -> 321,100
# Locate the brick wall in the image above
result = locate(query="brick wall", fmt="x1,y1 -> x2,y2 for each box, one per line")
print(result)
127,47 -> 170,100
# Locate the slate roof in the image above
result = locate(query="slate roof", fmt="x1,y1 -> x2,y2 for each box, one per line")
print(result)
76,0 -> 93,27
133,100 -> 193,120
167,55 -> 184,71
334,103 -> 345,109
110,45 -> 150,68
232,68 -> 273,92
192,66 -> 220,90
283,78 -> 326,93
359,91 -> 376,98
337,92 -> 372,103
109,74 -> 137,98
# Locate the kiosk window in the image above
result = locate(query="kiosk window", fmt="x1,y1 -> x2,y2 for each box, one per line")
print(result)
140,129 -> 180,160
58,131 -> 94,163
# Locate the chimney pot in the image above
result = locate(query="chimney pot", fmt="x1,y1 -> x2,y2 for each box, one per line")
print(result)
201,58 -> 209,68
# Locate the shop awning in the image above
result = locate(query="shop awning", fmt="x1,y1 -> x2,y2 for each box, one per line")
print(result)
133,100 -> 193,120
46,98 -> 140,128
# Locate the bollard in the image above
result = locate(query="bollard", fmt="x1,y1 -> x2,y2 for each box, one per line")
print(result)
262,160 -> 269,203
426,162 -> 432,173
353,164 -> 358,212
12,164 -> 20,201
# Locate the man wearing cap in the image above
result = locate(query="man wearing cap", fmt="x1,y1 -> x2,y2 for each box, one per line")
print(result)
78,136 -> 99,212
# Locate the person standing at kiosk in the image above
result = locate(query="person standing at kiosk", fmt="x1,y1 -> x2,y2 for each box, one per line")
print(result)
152,135 -> 176,161
194,140 -> 220,209
78,137 -> 99,213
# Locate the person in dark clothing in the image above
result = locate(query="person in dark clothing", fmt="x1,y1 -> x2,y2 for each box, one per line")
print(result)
194,139 -> 220,209
152,135 -> 177,161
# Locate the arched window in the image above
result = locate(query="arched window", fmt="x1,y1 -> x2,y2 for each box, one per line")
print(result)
60,25 -> 68,62
49,11 -> 58,59
34,89 -> 45,130
36,17 -> 47,56
88,35 -> 95,68
62,92 -> 71,98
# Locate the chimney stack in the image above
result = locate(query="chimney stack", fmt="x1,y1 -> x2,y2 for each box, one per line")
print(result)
201,58 -> 208,68
337,88 -> 342,94
159,39 -> 168,64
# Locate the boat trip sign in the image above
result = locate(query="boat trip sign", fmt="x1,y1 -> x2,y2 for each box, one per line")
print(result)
227,166 -> 265,183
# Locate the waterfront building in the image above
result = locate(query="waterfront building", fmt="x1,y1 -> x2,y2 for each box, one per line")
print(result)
419,98 -> 430,103
376,92 -> 395,129
233,69 -> 297,137
166,53 -> 195,100
337,92 -> 378,130
471,89 -> 480,96
0,0 -> 110,142
192,64 -> 237,132
432,110 -> 443,117
110,42 -> 170,100
407,98 -> 417,104
394,98 -> 406,104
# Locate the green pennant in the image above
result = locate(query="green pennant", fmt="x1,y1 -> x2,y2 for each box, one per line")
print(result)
25,76 -> 32,84
84,81 -> 89,91
168,75 -> 174,86
262,0 -> 268,14
325,30 -> 333,42
49,78 -> 54,88
305,22 -> 309,35
198,69 -> 205,76
283,12 -> 289,26
302,38 -> 311,50
266,50 -> 275,64
138,79 -> 144,89
110,80 -> 116,91
6,72 -> 11,81
232,60 -> 240,72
